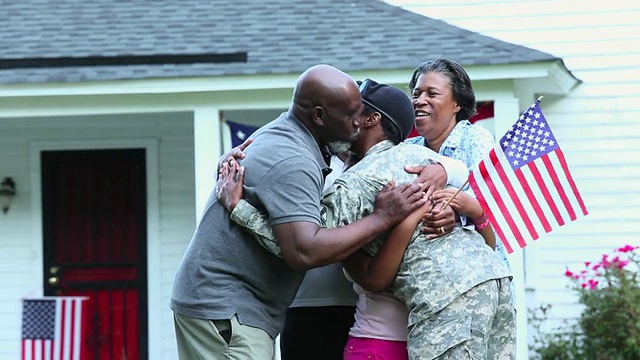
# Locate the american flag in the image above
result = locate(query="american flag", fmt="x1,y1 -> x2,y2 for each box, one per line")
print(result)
21,297 -> 87,360
469,98 -> 588,253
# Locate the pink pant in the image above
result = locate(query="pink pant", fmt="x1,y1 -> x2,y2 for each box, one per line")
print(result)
343,336 -> 408,360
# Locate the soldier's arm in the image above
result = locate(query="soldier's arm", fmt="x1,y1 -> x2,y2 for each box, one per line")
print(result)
217,161 -> 284,257
230,200 -> 284,258
343,201 -> 431,293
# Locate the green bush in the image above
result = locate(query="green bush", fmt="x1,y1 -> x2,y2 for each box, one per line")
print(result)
530,245 -> 640,360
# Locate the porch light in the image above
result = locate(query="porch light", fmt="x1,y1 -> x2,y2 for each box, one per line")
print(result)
0,177 -> 16,214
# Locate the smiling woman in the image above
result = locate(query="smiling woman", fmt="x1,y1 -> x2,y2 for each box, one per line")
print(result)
405,58 -> 513,281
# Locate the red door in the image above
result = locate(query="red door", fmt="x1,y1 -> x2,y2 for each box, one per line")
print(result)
41,149 -> 148,360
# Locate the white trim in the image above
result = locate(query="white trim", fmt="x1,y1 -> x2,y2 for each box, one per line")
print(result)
194,108 -> 222,220
29,138 -> 161,360
0,61 -> 577,97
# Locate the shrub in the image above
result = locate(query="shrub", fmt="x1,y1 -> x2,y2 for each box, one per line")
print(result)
530,245 -> 640,360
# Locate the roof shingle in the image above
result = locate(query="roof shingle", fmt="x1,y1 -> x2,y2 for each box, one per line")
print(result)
0,0 -> 559,84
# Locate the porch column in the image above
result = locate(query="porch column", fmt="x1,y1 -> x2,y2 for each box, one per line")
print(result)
193,107 -> 222,222
493,97 -> 528,360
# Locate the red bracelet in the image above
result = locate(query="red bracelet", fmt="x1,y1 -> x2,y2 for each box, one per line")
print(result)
471,213 -> 487,226
475,217 -> 491,231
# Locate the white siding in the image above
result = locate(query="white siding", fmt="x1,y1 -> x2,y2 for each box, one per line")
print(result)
0,112 -> 196,360
386,0 -> 640,353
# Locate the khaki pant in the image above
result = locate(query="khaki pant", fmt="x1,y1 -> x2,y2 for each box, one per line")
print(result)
174,312 -> 275,360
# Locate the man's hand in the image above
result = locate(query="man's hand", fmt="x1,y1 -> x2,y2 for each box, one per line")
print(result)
420,201 -> 456,239
404,164 -> 447,200
216,161 -> 245,212
216,138 -> 253,179
372,180 -> 428,228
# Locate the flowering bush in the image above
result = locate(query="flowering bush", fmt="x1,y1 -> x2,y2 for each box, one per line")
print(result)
530,244 -> 640,360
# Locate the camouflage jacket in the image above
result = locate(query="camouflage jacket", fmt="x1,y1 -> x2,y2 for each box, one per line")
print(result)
230,140 -> 511,325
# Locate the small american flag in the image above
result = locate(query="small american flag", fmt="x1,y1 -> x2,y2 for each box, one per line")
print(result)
21,297 -> 88,360
469,98 -> 588,253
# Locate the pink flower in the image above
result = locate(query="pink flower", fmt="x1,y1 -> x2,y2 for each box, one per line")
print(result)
584,261 -> 591,267
617,260 -> 630,269
581,283 -> 587,289
588,279 -> 599,290
565,269 -> 575,278
617,245 -> 635,253
592,263 -> 601,271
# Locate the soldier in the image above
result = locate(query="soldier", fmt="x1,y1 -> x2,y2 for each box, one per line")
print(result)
217,79 -> 515,359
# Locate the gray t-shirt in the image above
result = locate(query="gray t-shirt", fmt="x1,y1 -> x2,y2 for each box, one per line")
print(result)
170,110 -> 330,338
290,156 -> 358,308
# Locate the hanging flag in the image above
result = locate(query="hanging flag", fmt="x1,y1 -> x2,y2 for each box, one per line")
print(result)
469,98 -> 588,253
226,120 -> 260,148
21,297 -> 88,360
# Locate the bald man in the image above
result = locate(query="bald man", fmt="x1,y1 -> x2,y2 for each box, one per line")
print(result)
170,65 -> 428,359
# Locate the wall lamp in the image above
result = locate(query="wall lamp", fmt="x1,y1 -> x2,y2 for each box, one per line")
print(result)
0,177 -> 16,214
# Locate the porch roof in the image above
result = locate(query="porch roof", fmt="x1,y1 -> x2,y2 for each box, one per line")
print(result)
0,0 -> 567,84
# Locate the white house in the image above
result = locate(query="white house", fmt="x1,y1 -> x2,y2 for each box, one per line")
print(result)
384,0 -> 640,354
0,0 -> 580,359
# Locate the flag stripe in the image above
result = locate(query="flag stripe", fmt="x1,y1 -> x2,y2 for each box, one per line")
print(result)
549,152 -> 583,222
471,159 -> 519,251
514,167 -> 553,233
496,153 -> 545,240
487,148 -> 536,245
73,299 -> 82,360
476,152 -> 526,248
542,153 -> 576,221
487,149 -> 534,246
518,165 -> 554,235
59,299 -> 66,360
470,171 -> 514,253
489,150 -> 539,240
526,161 -> 564,226
69,300 -> 76,360
555,148 -> 589,216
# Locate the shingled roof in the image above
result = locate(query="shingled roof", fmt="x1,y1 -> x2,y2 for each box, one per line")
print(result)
0,0 -> 559,84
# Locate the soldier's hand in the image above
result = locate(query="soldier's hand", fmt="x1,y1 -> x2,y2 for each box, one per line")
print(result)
216,161 -> 245,212
373,180 -> 428,227
404,164 -> 447,200
216,138 -> 253,179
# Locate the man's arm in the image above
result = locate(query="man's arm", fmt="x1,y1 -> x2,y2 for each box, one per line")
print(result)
220,163 -> 427,270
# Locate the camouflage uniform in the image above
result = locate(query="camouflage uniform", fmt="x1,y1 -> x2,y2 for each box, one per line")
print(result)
231,140 -> 516,359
